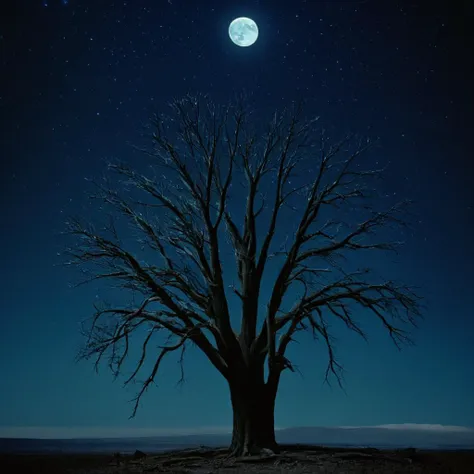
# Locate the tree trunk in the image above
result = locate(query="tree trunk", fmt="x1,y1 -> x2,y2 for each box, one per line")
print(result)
228,378 -> 278,456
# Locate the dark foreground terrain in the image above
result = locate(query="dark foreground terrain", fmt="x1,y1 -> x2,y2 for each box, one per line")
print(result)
2,445 -> 474,473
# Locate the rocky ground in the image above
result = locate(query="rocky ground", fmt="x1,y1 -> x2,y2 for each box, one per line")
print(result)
2,445 -> 474,473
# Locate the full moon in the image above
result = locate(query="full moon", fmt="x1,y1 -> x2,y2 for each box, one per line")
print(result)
228,17 -> 259,47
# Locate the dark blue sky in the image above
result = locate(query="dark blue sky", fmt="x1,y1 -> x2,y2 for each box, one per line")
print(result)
1,0 -> 473,438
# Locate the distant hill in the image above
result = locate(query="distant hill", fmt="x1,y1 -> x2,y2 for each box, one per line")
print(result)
1,425 -> 473,454
276,425 -> 474,449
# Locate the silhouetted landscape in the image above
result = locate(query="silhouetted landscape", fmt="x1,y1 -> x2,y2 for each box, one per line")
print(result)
2,0 -> 473,472
2,425 -> 474,454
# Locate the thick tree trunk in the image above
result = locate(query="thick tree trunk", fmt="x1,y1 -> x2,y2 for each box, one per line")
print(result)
228,378 -> 278,456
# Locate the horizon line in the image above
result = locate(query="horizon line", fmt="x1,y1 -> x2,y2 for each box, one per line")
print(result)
1,423 -> 473,439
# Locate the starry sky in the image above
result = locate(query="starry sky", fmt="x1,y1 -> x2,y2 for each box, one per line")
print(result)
1,0 -> 473,438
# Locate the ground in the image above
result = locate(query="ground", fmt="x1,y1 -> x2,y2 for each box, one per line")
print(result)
2,445 -> 473,473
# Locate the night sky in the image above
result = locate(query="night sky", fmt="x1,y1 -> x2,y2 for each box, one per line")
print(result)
1,0 -> 473,438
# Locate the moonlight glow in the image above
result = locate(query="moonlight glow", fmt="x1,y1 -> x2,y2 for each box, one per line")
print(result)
228,17 -> 259,47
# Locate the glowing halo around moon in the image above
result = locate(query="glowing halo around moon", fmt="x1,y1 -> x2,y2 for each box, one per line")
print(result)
228,17 -> 259,47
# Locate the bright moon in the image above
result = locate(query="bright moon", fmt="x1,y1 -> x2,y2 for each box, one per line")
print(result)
228,17 -> 259,47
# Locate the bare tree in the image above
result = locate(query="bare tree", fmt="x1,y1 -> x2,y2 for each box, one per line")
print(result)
64,94 -> 423,456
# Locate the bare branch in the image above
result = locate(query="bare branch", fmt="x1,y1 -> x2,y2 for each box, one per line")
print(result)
129,331 -> 190,418
66,95 -> 423,422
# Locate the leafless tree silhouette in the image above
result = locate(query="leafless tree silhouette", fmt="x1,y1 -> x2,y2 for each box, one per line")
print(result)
64,94 -> 423,456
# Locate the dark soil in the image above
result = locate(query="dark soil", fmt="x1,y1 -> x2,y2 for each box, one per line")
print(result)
1,445 -> 473,473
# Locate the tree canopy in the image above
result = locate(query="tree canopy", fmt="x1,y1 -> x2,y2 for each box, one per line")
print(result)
64,94 -> 423,455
